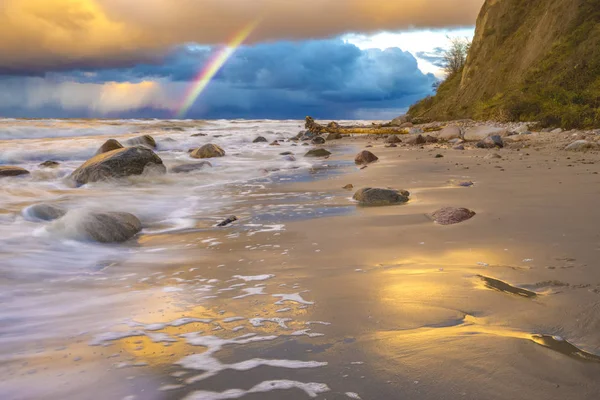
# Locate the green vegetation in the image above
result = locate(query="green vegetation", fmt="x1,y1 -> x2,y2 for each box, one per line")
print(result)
409,0 -> 600,129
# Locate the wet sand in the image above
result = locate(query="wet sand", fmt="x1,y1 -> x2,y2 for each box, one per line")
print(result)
3,130 -> 600,399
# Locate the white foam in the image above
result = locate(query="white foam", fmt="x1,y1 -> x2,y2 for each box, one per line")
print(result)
272,292 -> 314,305
249,318 -> 292,329
233,287 -> 267,299
183,380 -> 330,400
222,317 -> 245,323
232,274 -> 275,282
346,392 -> 362,399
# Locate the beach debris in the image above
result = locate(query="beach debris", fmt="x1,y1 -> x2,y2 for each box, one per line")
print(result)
304,149 -> 331,157
95,139 -> 124,155
22,203 -> 67,222
253,136 -> 268,143
217,216 -> 238,227
191,143 -> 226,159
0,166 -> 30,178
353,187 -> 410,206
355,150 -> 379,165
70,147 -> 166,185
39,160 -> 60,168
125,134 -> 157,149
170,161 -> 212,174
430,207 -> 476,225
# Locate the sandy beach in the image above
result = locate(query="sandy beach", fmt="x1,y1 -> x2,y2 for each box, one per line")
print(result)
2,120 -> 600,400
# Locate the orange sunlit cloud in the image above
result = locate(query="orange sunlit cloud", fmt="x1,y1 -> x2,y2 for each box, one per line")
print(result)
0,0 -> 484,72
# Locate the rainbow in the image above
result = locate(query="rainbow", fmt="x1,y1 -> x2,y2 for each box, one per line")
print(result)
175,20 -> 259,118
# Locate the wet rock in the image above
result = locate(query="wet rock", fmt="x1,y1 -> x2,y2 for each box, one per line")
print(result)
353,187 -> 410,206
484,153 -> 502,160
312,136 -> 326,145
23,203 -> 67,221
326,132 -> 342,140
283,155 -> 296,161
406,134 -> 426,145
253,136 -> 268,143
53,211 -> 142,243
0,166 -> 30,177
565,140 -> 599,151
355,150 -> 379,165
217,216 -> 238,227
191,133 -> 207,137
125,135 -> 157,149
270,141 -> 281,146
302,143 -> 310,146
458,181 -> 474,187
305,149 -> 331,157
190,143 -> 226,159
437,125 -> 462,141
425,135 -> 439,143
280,151 -> 293,156
464,126 -> 509,142
39,160 -> 60,168
430,207 -> 476,225
69,147 -> 166,186
343,184 -> 354,190
96,139 -> 124,155
385,135 -> 402,144
170,161 -> 212,174
476,135 -> 504,149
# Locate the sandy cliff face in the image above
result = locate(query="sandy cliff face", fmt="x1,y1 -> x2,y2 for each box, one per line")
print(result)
410,0 -> 600,128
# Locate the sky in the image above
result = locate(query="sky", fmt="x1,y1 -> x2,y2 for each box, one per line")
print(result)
0,0 -> 483,119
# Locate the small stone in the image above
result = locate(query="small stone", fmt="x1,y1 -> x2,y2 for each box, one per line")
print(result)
343,184 -> 354,190
312,137 -> 326,145
305,149 -> 331,157
23,203 -> 67,221
280,151 -> 293,155
385,144 -> 398,148
565,140 -> 598,152
484,153 -> 502,160
39,160 -> 60,168
385,135 -> 402,144
430,207 -> 476,225
435,154 -> 444,158
125,135 -> 156,149
190,144 -> 226,159
477,135 -> 504,148
425,135 -> 439,143
170,161 -> 212,173
269,141 -> 281,146
96,139 -> 124,155
453,145 -> 465,150
406,135 -> 426,145
191,133 -> 207,137
253,136 -> 268,143
355,150 -> 379,165
353,187 -> 410,206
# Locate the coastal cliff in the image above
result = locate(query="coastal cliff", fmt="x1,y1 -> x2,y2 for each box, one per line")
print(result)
409,0 -> 600,128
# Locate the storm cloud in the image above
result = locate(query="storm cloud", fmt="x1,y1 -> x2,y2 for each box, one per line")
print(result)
0,0 -> 483,73
0,39 -> 436,119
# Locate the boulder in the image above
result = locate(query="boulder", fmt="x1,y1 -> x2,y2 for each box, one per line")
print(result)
355,150 -> 379,165
253,136 -> 268,143
448,138 -> 464,145
406,134 -> 426,145
437,125 -> 462,141
23,203 -> 67,221
476,135 -> 504,148
0,166 -> 30,177
390,114 -> 411,126
270,141 -> 281,146
125,135 -> 157,149
39,160 -> 60,168
385,135 -> 402,144
51,211 -> 142,243
305,149 -> 331,157
69,147 -> 166,186
425,135 -> 439,143
326,132 -> 342,140
565,140 -> 599,151
399,122 -> 414,128
190,144 -> 226,159
312,136 -> 326,145
96,139 -> 124,155
430,207 -> 476,225
353,188 -> 410,206
170,161 -> 212,173
463,126 -> 509,142
514,125 -> 530,134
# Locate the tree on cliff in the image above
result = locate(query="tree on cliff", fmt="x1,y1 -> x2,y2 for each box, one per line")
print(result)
442,37 -> 471,77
